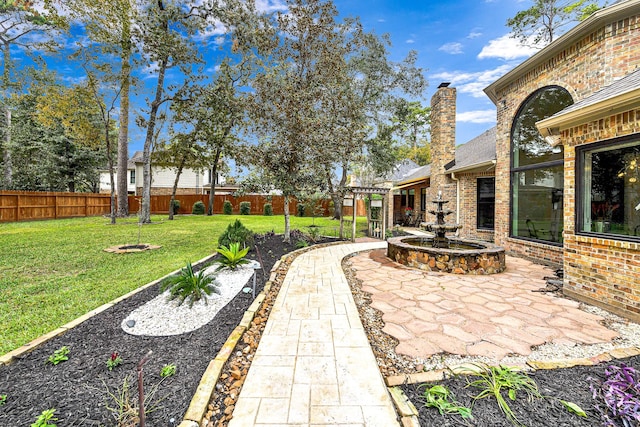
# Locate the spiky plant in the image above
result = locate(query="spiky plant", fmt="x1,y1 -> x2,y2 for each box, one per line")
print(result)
161,262 -> 218,307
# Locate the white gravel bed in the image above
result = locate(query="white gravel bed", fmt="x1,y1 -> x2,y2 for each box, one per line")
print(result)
121,263 -> 257,336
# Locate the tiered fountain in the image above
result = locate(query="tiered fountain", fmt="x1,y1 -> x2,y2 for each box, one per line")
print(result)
387,192 -> 506,275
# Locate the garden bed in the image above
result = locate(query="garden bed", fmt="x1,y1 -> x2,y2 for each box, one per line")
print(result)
0,232 -> 334,426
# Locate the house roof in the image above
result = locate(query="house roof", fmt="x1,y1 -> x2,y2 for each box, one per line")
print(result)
387,159 -> 420,181
448,127 -> 496,173
484,0 -> 640,104
128,151 -> 144,168
537,68 -> 640,137
393,127 -> 496,187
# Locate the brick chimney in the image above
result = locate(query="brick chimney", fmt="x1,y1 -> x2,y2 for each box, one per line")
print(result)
429,83 -> 456,202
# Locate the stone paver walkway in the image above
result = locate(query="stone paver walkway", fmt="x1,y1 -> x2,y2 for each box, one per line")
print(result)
229,242 -> 399,427
351,249 -> 619,360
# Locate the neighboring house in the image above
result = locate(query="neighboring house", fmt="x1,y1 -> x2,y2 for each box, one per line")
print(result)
394,0 -> 640,322
99,151 -> 238,195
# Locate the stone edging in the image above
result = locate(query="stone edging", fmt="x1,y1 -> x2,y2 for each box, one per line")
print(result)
384,347 -> 640,427
0,252 -> 217,366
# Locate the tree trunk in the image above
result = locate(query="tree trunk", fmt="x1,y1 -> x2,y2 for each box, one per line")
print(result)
141,57 -> 167,224
3,108 -> 11,187
283,195 -> 291,243
207,147 -> 222,216
116,44 -> 131,217
168,157 -> 185,220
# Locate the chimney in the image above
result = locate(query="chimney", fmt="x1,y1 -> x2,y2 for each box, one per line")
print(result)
430,83 -> 456,198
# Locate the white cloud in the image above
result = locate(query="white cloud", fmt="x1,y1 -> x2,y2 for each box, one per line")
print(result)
439,42 -> 463,55
377,18 -> 386,23
457,110 -> 496,124
431,64 -> 514,98
255,0 -> 287,13
406,39 -> 415,44
467,31 -> 482,39
477,33 -> 540,60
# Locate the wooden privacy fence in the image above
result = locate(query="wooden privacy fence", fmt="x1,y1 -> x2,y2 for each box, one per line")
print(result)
0,191 -> 367,223
0,190 -> 111,222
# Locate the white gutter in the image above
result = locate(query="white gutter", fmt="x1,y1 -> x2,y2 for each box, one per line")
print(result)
451,172 -> 460,236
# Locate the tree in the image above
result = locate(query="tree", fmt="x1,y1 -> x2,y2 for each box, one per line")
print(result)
392,100 -> 430,166
152,134 -> 206,220
58,0 -> 137,216
246,0 -> 355,242
0,0 -> 62,188
506,0 -> 602,46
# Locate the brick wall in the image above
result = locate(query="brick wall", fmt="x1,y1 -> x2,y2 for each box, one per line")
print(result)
456,172 -> 496,242
492,11 -> 640,319
430,86 -> 457,212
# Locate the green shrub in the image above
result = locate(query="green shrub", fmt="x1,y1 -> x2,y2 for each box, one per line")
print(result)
218,219 -> 254,248
171,199 -> 181,215
215,243 -> 250,271
192,201 -> 205,215
239,201 -> 251,215
297,203 -> 305,217
263,203 -> 273,216
223,200 -> 233,215
160,262 -> 219,307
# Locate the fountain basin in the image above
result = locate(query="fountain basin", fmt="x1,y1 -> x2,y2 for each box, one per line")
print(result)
387,236 -> 506,275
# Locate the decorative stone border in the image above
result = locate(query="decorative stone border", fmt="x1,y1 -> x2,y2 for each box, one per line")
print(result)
0,252 -> 215,366
103,244 -> 162,253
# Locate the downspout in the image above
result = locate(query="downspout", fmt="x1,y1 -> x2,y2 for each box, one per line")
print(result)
451,172 -> 460,236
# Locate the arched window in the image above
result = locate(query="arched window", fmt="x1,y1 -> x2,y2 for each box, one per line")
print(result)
511,86 -> 573,244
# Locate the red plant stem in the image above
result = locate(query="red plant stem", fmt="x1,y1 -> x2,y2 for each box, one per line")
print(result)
137,350 -> 153,427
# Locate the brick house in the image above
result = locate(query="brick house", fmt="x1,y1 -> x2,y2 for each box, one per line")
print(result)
393,0 -> 640,321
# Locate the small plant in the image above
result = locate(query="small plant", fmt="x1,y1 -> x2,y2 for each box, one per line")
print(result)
422,384 -> 472,419
239,201 -> 251,215
160,363 -> 177,378
223,200 -> 233,215
466,364 -> 541,426
263,203 -> 273,216
297,203 -> 305,217
215,242 -> 250,271
192,201 -> 205,215
106,351 -> 123,371
47,346 -> 69,365
306,225 -> 321,242
217,219 -> 254,248
295,239 -> 309,248
31,408 -> 57,427
590,363 -> 640,426
170,199 -> 180,215
0,394 -> 6,406
161,262 -> 219,307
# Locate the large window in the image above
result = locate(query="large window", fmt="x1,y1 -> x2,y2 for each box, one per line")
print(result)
129,170 -> 136,184
511,86 -> 573,244
477,177 -> 495,230
578,138 -> 640,238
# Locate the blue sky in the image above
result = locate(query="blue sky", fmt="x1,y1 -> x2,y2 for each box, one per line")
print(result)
23,0 -> 542,157
332,0 -> 539,145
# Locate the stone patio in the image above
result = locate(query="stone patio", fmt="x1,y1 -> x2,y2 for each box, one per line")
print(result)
350,249 -> 619,360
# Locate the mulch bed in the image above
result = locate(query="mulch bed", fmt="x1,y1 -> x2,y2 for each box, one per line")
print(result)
0,231 -> 334,426
400,356 -> 640,426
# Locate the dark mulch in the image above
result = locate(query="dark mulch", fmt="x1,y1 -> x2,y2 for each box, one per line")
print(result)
0,231 -> 335,426
401,355 -> 640,427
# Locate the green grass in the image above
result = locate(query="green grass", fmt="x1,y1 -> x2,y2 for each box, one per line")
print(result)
0,214 -> 367,355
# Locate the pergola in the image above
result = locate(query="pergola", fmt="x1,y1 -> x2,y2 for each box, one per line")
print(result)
342,186 -> 390,242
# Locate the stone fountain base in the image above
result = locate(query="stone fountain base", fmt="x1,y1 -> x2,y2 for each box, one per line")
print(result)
387,236 -> 506,275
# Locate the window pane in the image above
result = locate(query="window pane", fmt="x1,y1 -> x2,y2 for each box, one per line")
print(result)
477,178 -> 495,230
512,87 -> 572,168
581,140 -> 640,237
512,165 -> 564,243
420,188 -> 427,211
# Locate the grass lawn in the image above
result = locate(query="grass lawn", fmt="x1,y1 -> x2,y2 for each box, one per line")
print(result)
0,214 -> 368,355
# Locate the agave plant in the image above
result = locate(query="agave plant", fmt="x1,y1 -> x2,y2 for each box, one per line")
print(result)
215,242 -> 250,271
161,262 -> 219,307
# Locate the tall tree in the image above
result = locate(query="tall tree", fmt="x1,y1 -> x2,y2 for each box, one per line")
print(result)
0,0 -> 61,188
58,0 -> 137,216
247,0 -> 355,242
392,100 -> 430,166
507,0 -> 602,46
